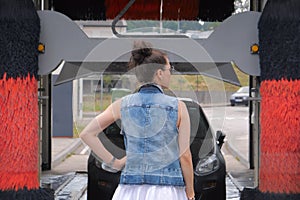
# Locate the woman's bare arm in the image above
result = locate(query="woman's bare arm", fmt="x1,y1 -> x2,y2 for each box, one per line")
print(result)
79,99 -> 125,170
178,101 -> 195,199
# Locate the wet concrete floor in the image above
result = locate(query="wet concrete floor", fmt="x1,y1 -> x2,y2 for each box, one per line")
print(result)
41,172 -> 242,200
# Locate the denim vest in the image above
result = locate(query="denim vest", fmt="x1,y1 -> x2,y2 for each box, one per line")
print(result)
119,84 -> 185,186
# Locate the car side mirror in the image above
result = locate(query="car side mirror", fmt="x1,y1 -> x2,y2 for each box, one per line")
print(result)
216,130 -> 226,149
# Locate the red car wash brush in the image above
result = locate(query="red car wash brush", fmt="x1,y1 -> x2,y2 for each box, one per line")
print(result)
0,0 -> 53,199
241,0 -> 300,199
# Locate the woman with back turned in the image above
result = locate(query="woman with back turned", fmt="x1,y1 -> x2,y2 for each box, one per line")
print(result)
80,40 -> 195,200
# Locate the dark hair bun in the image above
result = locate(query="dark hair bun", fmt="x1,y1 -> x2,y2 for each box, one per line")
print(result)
131,40 -> 153,65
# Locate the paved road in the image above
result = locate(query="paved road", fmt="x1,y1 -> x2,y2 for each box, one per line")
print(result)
202,105 -> 249,166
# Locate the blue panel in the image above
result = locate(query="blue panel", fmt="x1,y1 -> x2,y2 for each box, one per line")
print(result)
52,75 -> 73,137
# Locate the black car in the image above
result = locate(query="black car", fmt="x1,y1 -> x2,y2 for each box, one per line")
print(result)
87,98 -> 226,200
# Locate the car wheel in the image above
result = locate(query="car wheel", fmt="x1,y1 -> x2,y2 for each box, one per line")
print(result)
230,103 -> 235,106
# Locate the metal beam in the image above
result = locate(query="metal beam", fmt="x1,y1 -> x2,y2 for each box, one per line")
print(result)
37,10 -> 261,87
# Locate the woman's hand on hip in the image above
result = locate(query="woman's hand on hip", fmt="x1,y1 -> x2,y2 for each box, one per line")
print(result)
113,156 -> 127,171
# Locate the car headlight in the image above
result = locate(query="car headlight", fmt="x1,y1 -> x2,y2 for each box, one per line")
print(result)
194,154 -> 220,176
243,96 -> 248,100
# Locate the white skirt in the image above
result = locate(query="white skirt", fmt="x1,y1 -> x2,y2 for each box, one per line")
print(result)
112,184 -> 188,200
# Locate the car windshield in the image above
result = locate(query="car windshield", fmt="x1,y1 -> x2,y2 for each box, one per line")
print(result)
237,86 -> 249,93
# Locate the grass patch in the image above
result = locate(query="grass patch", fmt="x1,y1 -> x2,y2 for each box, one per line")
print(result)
170,65 -> 249,92
73,125 -> 85,138
83,93 -> 112,112
80,66 -> 248,113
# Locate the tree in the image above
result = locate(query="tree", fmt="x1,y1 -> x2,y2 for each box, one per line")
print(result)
234,0 -> 250,13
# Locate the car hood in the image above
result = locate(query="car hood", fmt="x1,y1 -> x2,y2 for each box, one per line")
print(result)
231,93 -> 248,97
